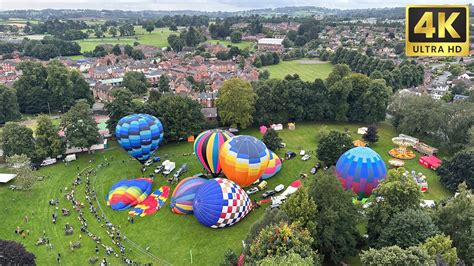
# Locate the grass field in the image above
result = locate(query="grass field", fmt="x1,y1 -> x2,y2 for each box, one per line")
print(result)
262,59 -> 334,81
208,40 -> 255,50
0,122 -> 451,265
77,27 -> 173,53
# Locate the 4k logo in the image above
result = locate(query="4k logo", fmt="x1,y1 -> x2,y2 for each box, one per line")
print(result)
406,5 -> 470,56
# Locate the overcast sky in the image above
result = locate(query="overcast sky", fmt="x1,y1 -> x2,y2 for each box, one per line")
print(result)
0,0 -> 470,11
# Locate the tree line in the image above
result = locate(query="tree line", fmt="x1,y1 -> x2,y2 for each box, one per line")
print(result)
167,27 -> 207,52
0,37 -> 82,60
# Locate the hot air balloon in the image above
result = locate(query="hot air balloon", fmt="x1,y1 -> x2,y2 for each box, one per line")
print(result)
335,147 -> 387,198
193,178 -> 251,228
106,178 -> 153,210
115,114 -> 164,164
261,150 -> 282,180
219,135 -> 270,187
170,175 -> 208,214
129,186 -> 170,217
194,129 -> 234,177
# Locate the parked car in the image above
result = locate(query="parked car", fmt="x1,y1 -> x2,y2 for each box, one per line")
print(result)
258,180 -> 268,190
285,151 -> 297,160
40,158 -> 57,167
302,154 -> 311,161
262,190 -> 277,198
173,163 -> 188,178
154,165 -> 164,174
153,156 -> 161,162
270,203 -> 281,209
144,160 -> 153,166
310,162 -> 322,175
279,142 -> 286,148
274,184 -> 285,192
246,187 -> 259,195
300,150 -> 306,156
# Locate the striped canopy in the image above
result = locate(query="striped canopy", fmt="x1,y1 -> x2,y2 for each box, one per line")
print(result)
170,175 -> 209,215
194,129 -> 234,177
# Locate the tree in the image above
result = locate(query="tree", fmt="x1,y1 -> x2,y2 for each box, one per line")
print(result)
0,84 -> 20,124
112,44 -> 121,55
310,171 -> 360,263
148,89 -> 161,103
145,23 -> 155,34
123,71 -> 149,95
131,49 -> 145,60
60,100 -> 100,153
69,70 -> 93,105
259,253 -> 314,266
248,222 -> 320,265
1,123 -> 35,158
316,130 -> 353,166
14,61 -> 49,114
435,183 -> 474,264
230,31 -> 242,43
167,34 -> 184,52
47,60 -> 74,111
105,88 -> 136,133
216,78 -> 256,129
328,80 -> 351,121
108,26 -> 117,37
367,168 -> 422,247
262,128 -> 282,151
169,23 -> 178,31
420,235 -> 458,266
6,154 -> 36,191
147,95 -> 204,141
124,44 -> 133,56
35,115 -> 64,160
326,64 -> 351,88
244,209 -> 289,251
94,29 -> 103,38
378,209 -> 439,248
0,240 -> 36,264
220,249 -> 238,266
438,150 -> 474,191
363,124 -> 379,144
158,75 -> 170,92
363,79 -> 392,123
282,188 -> 317,233
361,246 -> 433,265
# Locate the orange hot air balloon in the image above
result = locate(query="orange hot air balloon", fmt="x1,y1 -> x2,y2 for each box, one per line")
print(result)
219,135 -> 270,187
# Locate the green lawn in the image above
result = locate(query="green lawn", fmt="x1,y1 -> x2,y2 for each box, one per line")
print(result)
78,27 -> 173,53
0,122 -> 451,265
208,40 -> 255,50
262,59 -> 335,81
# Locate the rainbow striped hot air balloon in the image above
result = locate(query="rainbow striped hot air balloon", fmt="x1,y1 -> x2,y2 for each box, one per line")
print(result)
335,147 -> 387,199
116,114 -> 164,164
219,135 -> 270,187
193,178 -> 251,228
261,150 -> 282,180
129,186 -> 170,217
170,175 -> 208,214
106,178 -> 153,211
194,129 -> 234,177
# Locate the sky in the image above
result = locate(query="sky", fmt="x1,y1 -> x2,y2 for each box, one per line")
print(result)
0,0 -> 471,11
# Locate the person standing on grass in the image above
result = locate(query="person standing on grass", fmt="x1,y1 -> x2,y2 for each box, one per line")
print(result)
57,253 -> 61,264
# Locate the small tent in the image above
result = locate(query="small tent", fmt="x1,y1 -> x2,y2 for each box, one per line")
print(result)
259,126 -> 267,134
0,174 -> 17,183
353,140 -> 367,147
357,127 -> 368,135
271,124 -> 283,131
419,156 -> 442,170
288,123 -> 295,130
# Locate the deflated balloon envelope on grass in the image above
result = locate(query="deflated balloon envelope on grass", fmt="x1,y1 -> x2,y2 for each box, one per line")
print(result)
106,178 -> 153,211
115,114 -> 164,164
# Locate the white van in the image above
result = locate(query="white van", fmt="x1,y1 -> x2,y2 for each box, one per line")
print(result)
41,158 -> 57,167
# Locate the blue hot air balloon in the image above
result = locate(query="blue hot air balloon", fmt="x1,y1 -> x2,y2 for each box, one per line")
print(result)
115,114 -> 164,164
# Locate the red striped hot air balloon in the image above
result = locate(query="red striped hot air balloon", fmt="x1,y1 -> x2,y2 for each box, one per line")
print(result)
194,129 -> 234,177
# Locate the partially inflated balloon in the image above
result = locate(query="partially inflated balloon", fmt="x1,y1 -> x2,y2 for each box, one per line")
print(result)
193,178 -> 251,228
194,129 -> 234,177
170,175 -> 208,214
106,178 -> 153,210
116,114 -> 164,164
261,150 -> 282,180
128,186 -> 170,217
219,135 -> 270,187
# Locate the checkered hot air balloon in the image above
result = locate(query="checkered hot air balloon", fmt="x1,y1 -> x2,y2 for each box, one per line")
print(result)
115,114 -> 164,164
194,129 -> 234,177
170,175 -> 209,215
219,135 -> 270,187
106,178 -> 153,210
261,150 -> 282,180
193,178 -> 252,228
335,147 -> 387,199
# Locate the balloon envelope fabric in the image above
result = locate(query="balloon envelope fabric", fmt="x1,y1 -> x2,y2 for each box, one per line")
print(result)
219,135 -> 270,187
128,186 -> 170,217
193,178 -> 251,228
261,150 -> 282,180
194,129 -> 234,177
170,175 -> 209,215
106,178 -> 153,210
115,114 -> 164,164
335,147 -> 387,198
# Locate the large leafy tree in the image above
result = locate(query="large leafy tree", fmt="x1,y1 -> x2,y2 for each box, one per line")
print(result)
435,183 -> 474,264
363,79 -> 392,123
363,124 -> 379,144
367,168 -> 421,247
378,209 -> 439,248
310,171 -> 360,263
282,187 -> 317,232
1,122 -> 35,158
0,240 -> 36,265
216,78 -> 256,129
146,95 -> 204,141
259,253 -> 314,266
35,115 -> 64,160
60,100 -> 100,153
360,246 -> 433,265
70,70 -> 94,105
262,128 -> 282,151
326,64 -> 351,88
328,79 -> 351,121
6,154 -> 36,190
158,75 -> 170,92
14,61 -> 49,114
316,130 -> 353,166
244,208 -> 289,251
438,150 -> 474,191
419,235 -> 458,266
47,60 -> 74,111
123,71 -> 149,95
105,88 -> 136,133
0,84 -> 20,124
